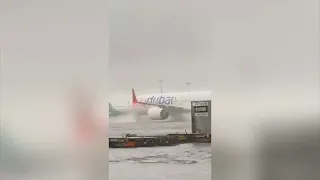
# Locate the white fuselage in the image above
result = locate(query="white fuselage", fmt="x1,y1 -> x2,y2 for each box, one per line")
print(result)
132,91 -> 212,115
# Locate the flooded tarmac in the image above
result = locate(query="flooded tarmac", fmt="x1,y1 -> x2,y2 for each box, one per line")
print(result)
109,117 -> 211,180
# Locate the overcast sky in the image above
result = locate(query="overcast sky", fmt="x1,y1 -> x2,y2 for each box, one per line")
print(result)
0,0 -> 319,145
109,0 -> 319,103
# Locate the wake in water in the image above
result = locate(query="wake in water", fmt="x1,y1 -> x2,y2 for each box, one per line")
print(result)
110,113 -> 191,124
150,116 -> 186,123
109,114 -> 138,124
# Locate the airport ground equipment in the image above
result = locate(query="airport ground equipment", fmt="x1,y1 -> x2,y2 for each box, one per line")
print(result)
109,100 -> 212,148
190,100 -> 211,134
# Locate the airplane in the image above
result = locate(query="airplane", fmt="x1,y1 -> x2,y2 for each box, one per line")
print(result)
109,88 -> 211,121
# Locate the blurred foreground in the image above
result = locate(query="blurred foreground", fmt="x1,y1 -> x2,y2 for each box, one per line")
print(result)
212,113 -> 320,180
1,88 -> 108,180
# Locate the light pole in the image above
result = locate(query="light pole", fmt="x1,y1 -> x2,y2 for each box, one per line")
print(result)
186,82 -> 191,92
159,79 -> 163,94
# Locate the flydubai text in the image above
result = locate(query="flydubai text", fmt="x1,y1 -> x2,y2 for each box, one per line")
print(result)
139,96 -> 177,105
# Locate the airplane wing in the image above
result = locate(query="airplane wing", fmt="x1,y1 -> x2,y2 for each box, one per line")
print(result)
136,101 -> 191,114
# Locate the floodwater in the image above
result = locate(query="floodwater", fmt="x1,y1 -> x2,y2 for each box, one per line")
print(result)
109,116 -> 211,180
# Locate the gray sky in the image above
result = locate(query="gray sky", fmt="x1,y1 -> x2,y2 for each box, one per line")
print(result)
109,0 -> 319,100
0,0 -> 319,146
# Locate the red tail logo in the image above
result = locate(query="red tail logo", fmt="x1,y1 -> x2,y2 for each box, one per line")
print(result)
132,88 -> 138,106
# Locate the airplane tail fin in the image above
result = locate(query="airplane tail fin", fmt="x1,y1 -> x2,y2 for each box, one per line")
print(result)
109,102 -> 116,112
132,88 -> 138,104
109,102 -> 121,116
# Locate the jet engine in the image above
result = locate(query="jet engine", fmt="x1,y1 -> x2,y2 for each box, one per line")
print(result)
147,107 -> 169,120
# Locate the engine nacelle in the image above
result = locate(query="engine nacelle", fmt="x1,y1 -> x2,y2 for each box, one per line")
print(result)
147,107 -> 169,120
